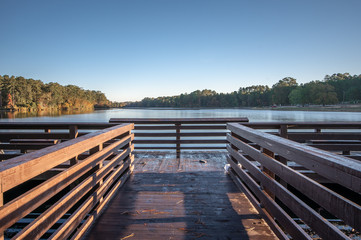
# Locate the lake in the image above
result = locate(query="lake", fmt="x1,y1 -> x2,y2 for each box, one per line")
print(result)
0,108 -> 360,122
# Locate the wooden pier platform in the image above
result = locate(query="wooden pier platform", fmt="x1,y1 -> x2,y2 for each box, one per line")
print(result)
85,152 -> 277,240
2,120 -> 360,239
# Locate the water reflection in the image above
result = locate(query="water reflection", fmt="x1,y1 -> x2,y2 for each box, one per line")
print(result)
0,108 -> 360,122
0,109 -> 95,120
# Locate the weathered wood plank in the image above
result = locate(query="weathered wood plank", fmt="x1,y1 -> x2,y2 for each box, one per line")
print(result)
227,156 -> 310,240
0,133 -> 70,141
135,132 -> 227,137
70,170 -> 132,240
307,143 -> 361,152
0,123 -> 134,192
228,170 -> 289,240
85,152 -> 276,240
287,133 -> 361,142
0,140 -> 133,233
0,122 -> 115,130
134,125 -> 228,130
228,123 -> 361,193
110,117 -> 249,124
227,135 -> 361,231
9,139 -> 60,144
49,156 -> 133,240
12,148 -> 132,239
0,143 -> 55,150
228,148 -> 347,240
134,139 -> 227,144
134,146 -> 225,150
242,122 -> 361,129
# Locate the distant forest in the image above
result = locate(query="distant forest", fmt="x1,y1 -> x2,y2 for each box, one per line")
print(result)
0,75 -> 113,111
127,73 -> 361,108
2,73 -> 360,111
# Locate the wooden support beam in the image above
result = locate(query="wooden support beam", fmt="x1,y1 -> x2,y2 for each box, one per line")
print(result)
279,124 -> 288,138
70,125 -> 79,165
0,180 -> 3,240
227,155 -> 310,240
176,123 -> 181,158
261,147 -> 276,199
0,123 -> 134,193
228,123 -> 361,193
228,147 -> 347,240
227,125 -> 361,233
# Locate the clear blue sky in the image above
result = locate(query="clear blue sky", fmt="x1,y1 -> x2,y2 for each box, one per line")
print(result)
1,0 -> 361,102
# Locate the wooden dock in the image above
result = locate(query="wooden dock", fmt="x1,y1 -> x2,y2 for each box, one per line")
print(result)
85,152 -> 276,240
0,119 -> 360,240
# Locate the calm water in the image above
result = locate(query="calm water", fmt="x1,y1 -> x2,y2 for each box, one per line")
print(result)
0,108 -> 360,122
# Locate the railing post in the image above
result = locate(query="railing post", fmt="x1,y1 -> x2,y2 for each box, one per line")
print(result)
279,124 -> 288,138
276,125 -> 289,187
0,187 -> 3,240
69,125 -> 79,139
261,148 -> 276,199
127,129 -> 134,171
90,144 -> 104,202
230,132 -> 242,169
176,123 -> 181,158
69,125 -> 79,165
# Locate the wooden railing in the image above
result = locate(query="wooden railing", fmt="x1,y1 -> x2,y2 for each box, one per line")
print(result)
0,123 -> 134,239
243,122 -> 361,161
0,122 -> 115,161
109,118 -> 248,156
227,123 -> 361,240
243,121 -> 361,137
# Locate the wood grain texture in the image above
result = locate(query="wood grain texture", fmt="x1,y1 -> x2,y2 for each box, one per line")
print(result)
0,123 -> 133,192
0,124 -> 134,240
85,152 -> 276,240
228,147 -> 347,240
227,123 -> 361,239
228,123 -> 361,193
108,118 -> 247,153
227,136 -> 361,231
109,118 -> 249,124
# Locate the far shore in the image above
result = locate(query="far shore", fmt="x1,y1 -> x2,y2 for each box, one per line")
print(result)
2,104 -> 361,115
123,104 -> 361,112
255,104 -> 361,112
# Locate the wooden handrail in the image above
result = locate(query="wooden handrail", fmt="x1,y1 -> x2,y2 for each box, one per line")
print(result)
0,123 -> 134,239
0,123 -> 133,191
110,117 -> 249,124
242,121 -> 361,129
109,118 -> 249,155
0,122 -> 115,129
227,123 -> 361,239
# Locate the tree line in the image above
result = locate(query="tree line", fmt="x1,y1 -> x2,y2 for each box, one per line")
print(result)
127,73 -> 361,108
0,75 -> 110,111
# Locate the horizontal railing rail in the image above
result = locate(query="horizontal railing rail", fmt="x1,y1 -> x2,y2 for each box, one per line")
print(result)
242,121 -> 361,160
227,122 -> 361,240
0,123 -> 134,239
109,118 -> 249,156
0,122 -> 115,129
242,121 -> 361,136
0,122 -> 118,161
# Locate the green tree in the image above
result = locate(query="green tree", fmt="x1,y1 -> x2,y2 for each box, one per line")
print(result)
271,77 -> 298,105
308,81 -> 338,105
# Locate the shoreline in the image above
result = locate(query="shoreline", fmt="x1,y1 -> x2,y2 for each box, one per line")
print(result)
123,104 -> 361,112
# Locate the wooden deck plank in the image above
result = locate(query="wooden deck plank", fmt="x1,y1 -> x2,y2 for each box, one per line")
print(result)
85,152 -> 276,240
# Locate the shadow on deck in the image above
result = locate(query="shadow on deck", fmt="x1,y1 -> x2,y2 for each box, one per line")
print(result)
85,152 -> 276,240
